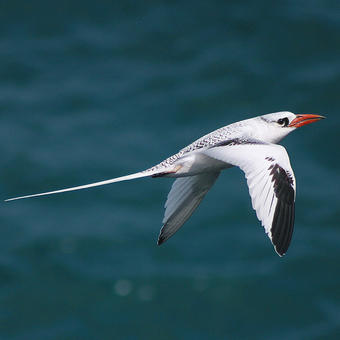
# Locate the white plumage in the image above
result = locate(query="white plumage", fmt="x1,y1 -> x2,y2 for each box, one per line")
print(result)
160,172 -> 219,245
5,111 -> 324,256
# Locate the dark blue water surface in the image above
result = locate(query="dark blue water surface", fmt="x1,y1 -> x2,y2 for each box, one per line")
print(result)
1,1 -> 340,339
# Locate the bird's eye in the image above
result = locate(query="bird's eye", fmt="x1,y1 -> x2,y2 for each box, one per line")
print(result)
277,118 -> 289,127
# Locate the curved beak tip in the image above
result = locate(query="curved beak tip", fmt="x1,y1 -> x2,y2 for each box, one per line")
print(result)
314,114 -> 326,120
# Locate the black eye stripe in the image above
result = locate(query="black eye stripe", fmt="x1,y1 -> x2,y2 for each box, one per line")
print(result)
277,117 -> 289,126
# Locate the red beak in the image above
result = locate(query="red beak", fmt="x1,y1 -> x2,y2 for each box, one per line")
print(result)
288,114 -> 325,128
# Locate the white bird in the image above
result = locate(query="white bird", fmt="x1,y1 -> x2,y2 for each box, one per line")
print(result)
6,111 -> 324,256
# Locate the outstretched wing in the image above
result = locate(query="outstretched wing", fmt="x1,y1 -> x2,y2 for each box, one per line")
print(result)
203,139 -> 296,256
158,172 -> 220,245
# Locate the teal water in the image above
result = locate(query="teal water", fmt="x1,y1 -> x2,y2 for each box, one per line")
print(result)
1,1 -> 340,339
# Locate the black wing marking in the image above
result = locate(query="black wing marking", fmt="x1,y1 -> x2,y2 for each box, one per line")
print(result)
269,163 -> 295,256
212,138 -> 266,148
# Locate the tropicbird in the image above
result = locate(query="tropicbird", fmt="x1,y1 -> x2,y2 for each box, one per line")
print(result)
6,111 -> 324,256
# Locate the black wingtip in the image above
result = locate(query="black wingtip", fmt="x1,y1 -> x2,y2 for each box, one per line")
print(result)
269,163 -> 295,257
157,235 -> 165,246
274,246 -> 286,257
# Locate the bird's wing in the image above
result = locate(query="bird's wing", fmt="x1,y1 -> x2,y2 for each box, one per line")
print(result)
158,172 -> 220,245
203,139 -> 296,256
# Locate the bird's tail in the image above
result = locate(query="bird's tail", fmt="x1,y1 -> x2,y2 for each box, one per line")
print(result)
5,168 -> 165,202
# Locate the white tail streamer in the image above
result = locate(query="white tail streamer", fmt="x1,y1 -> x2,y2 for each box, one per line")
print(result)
5,171 -> 152,202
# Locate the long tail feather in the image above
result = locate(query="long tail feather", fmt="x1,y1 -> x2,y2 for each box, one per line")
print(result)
5,171 -> 153,202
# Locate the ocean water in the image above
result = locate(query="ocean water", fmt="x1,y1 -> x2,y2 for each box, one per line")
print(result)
1,1 -> 340,339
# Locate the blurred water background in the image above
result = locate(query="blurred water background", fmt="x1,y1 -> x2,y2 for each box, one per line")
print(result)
1,1 -> 340,339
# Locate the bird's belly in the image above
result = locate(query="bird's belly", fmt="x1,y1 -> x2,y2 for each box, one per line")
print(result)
167,152 -> 232,177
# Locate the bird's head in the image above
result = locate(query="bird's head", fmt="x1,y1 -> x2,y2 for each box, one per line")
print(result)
252,111 -> 325,143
